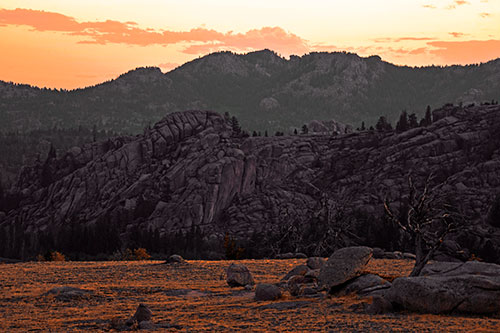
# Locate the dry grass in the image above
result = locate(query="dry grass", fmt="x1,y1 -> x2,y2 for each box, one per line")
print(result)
0,258 -> 498,332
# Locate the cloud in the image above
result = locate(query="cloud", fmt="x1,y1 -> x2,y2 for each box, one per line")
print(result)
373,37 -> 435,43
0,8 -> 309,55
422,4 -> 437,9
449,32 -> 467,38
446,0 -> 470,9
479,12 -> 491,18
428,39 -> 500,64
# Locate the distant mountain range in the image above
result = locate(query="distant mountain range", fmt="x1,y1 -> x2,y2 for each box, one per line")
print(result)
1,50 -> 500,134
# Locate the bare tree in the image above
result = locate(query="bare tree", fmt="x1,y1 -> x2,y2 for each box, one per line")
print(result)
384,174 -> 464,276
310,189 -> 361,256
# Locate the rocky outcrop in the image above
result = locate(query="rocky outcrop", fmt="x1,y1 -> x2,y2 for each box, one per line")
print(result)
2,105 -> 500,261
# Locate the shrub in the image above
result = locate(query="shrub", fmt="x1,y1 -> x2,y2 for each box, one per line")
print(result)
49,251 -> 66,262
133,248 -> 151,260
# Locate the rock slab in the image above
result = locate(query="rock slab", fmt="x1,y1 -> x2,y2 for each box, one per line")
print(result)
318,246 -> 373,292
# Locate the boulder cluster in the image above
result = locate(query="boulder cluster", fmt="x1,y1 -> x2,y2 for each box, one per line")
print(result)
226,247 -> 500,315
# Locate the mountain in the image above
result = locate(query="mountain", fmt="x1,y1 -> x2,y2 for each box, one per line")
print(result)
1,106 -> 500,261
1,50 -> 500,134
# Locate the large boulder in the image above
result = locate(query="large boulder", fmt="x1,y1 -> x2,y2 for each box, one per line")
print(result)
226,263 -> 254,287
318,246 -> 373,292
254,283 -> 282,301
387,275 -> 500,314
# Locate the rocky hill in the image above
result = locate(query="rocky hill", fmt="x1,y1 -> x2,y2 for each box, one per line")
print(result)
1,50 -> 500,134
1,105 -> 500,261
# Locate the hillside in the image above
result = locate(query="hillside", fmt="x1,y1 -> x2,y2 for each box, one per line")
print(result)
1,105 -> 500,261
1,50 -> 500,134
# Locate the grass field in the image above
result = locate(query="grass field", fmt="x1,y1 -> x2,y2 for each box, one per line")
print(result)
1,258 -> 499,332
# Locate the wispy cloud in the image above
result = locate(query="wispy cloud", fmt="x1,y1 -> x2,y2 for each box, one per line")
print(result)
373,37 -> 435,43
449,32 -> 467,38
446,0 -> 470,10
479,12 -> 491,18
0,8 -> 309,55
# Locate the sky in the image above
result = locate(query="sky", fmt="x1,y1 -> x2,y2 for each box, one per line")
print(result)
0,0 -> 499,89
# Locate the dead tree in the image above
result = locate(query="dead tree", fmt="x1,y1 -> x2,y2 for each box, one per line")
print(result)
384,174 -> 463,276
310,189 -> 361,256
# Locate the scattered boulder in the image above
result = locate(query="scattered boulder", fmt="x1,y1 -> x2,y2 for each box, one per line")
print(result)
306,257 -> 325,270
127,303 -> 153,326
226,263 -> 254,287
134,303 -> 153,323
166,254 -> 186,264
281,265 -> 309,281
336,274 -> 391,296
255,283 -> 282,301
318,246 -> 373,292
43,286 -> 92,301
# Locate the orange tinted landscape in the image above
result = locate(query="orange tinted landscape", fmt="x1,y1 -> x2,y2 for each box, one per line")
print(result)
1,259 -> 499,332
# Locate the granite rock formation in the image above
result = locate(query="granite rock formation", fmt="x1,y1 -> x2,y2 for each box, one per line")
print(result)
2,105 -> 500,260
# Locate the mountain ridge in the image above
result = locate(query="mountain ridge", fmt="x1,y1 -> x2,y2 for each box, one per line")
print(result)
1,50 -> 500,134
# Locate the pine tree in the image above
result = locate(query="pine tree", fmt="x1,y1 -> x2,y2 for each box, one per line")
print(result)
230,116 -> 241,136
424,105 -> 432,126
294,128 -> 298,135
396,111 -> 409,132
301,124 -> 309,134
408,113 -> 419,128
361,121 -> 366,131
375,116 -> 391,132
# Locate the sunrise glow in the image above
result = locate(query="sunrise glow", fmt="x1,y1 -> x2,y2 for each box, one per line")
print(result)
1,0 -> 499,88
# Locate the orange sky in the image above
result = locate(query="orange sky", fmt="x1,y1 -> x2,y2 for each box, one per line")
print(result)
1,0 -> 499,89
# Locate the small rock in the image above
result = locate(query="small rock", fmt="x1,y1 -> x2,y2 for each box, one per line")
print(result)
166,254 -> 186,264
287,275 -> 307,296
43,286 -> 91,301
255,283 -> 282,301
281,265 -> 309,281
244,284 -> 254,291
306,257 -> 325,270
134,303 -> 153,323
299,284 -> 319,296
295,253 -> 307,259
226,263 -> 254,287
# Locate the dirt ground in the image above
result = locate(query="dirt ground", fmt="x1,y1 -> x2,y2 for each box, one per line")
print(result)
0,258 -> 499,332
